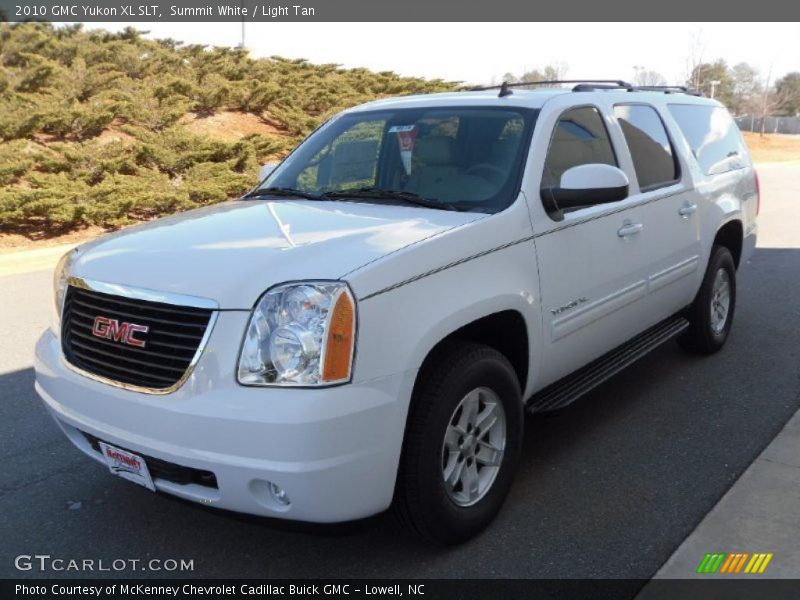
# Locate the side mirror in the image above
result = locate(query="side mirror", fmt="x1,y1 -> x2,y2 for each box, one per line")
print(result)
541,164 -> 629,221
259,163 -> 278,182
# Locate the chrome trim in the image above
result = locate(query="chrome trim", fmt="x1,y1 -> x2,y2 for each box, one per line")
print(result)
67,276 -> 220,310
551,280 -> 648,342
647,255 -> 700,294
359,236 -> 534,301
62,277 -> 219,395
235,280 -> 358,389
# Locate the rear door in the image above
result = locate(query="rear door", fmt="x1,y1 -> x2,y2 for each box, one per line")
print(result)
528,99 -> 652,387
612,102 -> 701,319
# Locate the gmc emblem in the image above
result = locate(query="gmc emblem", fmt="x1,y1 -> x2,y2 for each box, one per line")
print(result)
91,316 -> 149,348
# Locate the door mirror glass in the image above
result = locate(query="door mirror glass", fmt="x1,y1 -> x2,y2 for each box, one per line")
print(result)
541,163 -> 629,221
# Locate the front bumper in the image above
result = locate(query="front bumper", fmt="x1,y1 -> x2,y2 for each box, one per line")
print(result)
34,311 -> 415,522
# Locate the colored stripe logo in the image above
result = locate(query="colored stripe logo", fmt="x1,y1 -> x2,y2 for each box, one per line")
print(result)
697,552 -> 773,574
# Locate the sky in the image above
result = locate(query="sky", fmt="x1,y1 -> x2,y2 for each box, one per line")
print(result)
81,22 -> 799,86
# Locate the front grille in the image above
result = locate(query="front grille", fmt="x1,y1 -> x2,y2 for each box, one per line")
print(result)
82,432 -> 219,489
62,285 -> 213,391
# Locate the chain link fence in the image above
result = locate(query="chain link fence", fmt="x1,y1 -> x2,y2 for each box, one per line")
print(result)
736,116 -> 800,135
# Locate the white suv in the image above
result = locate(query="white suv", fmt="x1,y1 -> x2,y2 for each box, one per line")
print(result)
35,81 -> 758,544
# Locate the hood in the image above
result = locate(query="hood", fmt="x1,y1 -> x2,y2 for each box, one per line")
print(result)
71,200 -> 482,308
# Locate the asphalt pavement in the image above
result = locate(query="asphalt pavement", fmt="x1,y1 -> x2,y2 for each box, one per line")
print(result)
1,162 -> 799,581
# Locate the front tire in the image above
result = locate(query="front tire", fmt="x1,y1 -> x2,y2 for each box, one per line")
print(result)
393,342 -> 523,544
679,245 -> 737,354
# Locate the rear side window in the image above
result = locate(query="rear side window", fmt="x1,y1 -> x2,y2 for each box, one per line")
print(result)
613,104 -> 678,190
541,107 -> 617,189
668,105 -> 748,176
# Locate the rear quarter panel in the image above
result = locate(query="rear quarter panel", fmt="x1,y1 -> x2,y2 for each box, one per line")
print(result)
658,102 -> 758,292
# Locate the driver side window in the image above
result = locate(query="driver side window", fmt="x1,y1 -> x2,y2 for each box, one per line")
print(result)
541,107 -> 617,193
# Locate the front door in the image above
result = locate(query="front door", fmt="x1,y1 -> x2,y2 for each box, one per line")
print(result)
529,102 -> 653,387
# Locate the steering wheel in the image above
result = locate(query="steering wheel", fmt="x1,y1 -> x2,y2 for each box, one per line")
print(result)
465,163 -> 506,184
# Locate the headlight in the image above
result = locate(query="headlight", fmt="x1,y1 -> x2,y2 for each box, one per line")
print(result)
52,249 -> 77,330
237,281 -> 357,387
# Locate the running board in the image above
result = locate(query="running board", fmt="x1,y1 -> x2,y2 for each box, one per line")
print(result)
527,315 -> 690,413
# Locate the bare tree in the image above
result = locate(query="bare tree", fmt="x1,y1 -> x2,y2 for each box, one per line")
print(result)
520,69 -> 545,83
684,28 -> 707,89
500,64 -> 569,88
542,63 -> 569,83
730,63 -> 762,116
634,70 -> 668,87
756,66 -> 790,137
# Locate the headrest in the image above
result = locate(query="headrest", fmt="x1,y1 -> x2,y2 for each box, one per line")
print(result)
491,138 -> 518,160
415,137 -> 455,166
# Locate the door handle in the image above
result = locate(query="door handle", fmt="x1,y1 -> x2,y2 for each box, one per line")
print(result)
678,202 -> 698,218
617,222 -> 643,238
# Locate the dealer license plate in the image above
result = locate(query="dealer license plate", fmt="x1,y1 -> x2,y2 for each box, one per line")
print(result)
98,441 -> 156,492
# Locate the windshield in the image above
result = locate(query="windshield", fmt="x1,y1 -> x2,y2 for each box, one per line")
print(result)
255,106 -> 538,213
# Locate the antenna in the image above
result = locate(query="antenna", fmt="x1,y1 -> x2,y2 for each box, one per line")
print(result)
498,82 -> 513,97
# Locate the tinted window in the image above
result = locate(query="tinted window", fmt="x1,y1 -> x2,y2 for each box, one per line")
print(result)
668,105 -> 748,176
614,104 -> 678,190
261,107 -> 537,213
541,107 -> 617,190
297,119 -> 384,191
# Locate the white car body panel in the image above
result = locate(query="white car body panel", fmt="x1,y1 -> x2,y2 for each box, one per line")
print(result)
71,200 -> 482,309
34,88 -> 758,523
35,321 -> 415,521
352,198 -> 542,398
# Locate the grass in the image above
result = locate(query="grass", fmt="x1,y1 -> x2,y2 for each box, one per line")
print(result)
743,132 -> 800,163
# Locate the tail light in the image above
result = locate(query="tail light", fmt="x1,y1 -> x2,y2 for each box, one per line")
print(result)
754,169 -> 761,216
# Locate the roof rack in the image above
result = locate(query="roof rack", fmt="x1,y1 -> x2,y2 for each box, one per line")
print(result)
634,85 -> 703,96
470,80 -> 704,98
471,80 -> 635,97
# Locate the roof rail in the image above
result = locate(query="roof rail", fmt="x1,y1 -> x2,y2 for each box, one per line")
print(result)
572,83 -> 633,92
471,80 -> 634,97
634,85 -> 704,96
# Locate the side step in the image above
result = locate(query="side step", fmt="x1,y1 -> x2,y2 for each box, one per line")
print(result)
527,315 -> 690,413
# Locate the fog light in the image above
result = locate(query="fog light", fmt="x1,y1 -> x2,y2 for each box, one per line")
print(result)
268,482 -> 290,506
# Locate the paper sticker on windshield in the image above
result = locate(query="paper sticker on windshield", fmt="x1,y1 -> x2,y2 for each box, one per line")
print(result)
390,125 -> 418,175
388,125 -> 417,134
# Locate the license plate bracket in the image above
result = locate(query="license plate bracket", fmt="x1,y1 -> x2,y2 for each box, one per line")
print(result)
98,441 -> 156,492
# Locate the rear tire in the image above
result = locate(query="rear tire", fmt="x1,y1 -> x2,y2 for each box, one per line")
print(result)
679,245 -> 737,354
392,342 -> 523,544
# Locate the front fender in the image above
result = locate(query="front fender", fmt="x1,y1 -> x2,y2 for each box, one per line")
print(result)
351,237 -> 542,401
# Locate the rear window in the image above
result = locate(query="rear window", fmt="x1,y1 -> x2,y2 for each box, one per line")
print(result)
668,105 -> 749,176
613,104 -> 678,191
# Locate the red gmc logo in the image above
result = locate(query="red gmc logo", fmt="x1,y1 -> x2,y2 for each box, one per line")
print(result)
105,448 -> 141,470
91,316 -> 149,348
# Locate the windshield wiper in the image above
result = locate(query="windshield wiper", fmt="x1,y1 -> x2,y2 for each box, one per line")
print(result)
321,187 -> 463,212
244,187 -> 322,201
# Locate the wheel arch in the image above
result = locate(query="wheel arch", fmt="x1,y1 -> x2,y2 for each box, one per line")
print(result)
714,219 -> 744,268
412,309 -> 530,399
